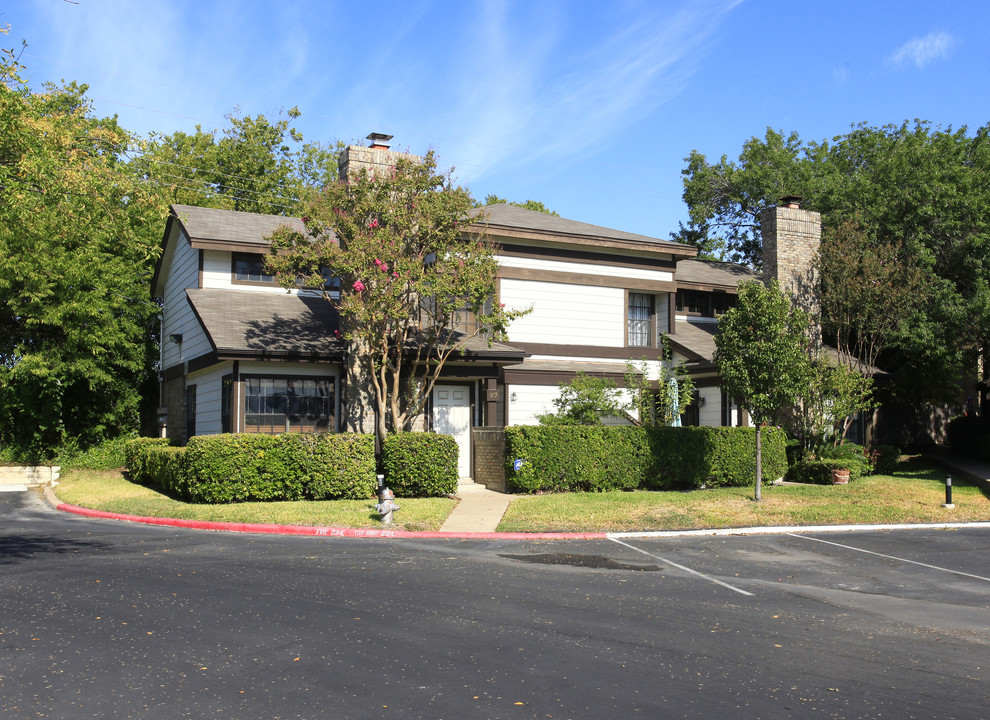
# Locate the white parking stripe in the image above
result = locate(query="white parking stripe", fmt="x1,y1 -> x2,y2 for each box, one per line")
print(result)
786,533 -> 990,583
609,537 -> 755,596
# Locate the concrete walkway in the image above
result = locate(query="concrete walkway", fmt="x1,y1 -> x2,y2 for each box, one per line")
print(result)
439,487 -> 513,533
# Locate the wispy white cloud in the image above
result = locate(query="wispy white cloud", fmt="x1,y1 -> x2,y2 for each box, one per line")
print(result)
433,0 -> 745,185
888,31 -> 956,69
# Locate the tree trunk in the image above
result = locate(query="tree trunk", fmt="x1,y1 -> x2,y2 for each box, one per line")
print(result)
755,423 -> 763,502
342,341 -> 377,435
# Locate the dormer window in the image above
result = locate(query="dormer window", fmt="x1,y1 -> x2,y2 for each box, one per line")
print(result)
233,253 -> 276,284
676,290 -> 734,318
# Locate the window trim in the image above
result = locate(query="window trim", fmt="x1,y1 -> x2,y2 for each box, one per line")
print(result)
231,252 -> 277,286
185,384 -> 197,440
626,291 -> 655,348
240,374 -> 337,435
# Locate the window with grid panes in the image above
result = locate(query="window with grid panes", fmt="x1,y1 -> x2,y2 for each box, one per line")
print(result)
243,377 -> 335,434
627,293 -> 652,346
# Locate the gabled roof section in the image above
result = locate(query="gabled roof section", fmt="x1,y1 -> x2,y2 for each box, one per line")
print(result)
675,259 -> 761,291
668,319 -> 718,364
470,204 -> 697,258
170,204 -> 306,251
186,288 -> 343,359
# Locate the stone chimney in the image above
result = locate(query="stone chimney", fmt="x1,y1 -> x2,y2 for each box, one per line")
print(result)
760,196 -> 822,345
338,132 -> 423,181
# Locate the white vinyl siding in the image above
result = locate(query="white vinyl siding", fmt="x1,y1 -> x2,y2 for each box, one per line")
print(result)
698,386 -> 722,427
498,255 -> 674,284
185,363 -> 233,436
505,385 -> 561,426
501,279 -> 624,346
201,249 -> 318,296
161,228 -> 210,368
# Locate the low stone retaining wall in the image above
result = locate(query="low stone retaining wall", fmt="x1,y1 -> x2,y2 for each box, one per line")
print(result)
0,466 -> 61,487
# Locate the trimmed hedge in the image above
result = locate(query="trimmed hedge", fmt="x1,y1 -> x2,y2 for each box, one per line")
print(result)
504,425 -> 787,493
381,432 -> 458,497
126,433 -> 376,503
124,437 -> 172,484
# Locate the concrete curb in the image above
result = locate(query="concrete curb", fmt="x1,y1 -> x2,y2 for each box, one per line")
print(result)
45,487 -> 990,541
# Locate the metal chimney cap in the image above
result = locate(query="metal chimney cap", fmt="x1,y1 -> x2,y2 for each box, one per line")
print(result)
778,195 -> 803,208
366,132 -> 393,148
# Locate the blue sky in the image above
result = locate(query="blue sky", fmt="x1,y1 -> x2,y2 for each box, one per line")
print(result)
7,0 -> 989,239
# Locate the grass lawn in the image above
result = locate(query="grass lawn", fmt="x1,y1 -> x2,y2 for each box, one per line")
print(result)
498,457 -> 990,532
52,457 -> 990,533
53,470 -> 456,532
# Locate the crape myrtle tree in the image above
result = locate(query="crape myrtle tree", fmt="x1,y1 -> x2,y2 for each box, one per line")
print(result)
714,280 -> 812,501
266,151 -> 527,447
676,121 -> 990,405
0,39 -> 165,457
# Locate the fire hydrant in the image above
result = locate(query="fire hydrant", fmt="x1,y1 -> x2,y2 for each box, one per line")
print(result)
375,487 -> 400,525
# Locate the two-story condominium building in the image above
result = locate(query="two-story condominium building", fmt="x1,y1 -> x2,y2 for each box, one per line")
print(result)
152,137 -> 818,482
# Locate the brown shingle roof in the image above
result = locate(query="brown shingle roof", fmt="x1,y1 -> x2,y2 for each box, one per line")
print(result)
668,319 -> 718,363
171,204 -> 306,247
675,259 -> 760,289
185,289 -> 527,362
471,204 -> 696,255
186,289 -> 342,358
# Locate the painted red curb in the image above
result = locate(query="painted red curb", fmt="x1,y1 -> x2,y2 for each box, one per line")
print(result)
55,502 -> 608,540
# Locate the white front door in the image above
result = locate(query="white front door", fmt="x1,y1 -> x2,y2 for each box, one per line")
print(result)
432,385 -> 471,478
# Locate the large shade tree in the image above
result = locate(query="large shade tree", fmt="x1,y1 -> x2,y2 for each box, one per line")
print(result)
266,151 -> 526,445
129,108 -> 343,215
677,121 -> 990,405
0,45 -> 165,456
714,280 -> 812,500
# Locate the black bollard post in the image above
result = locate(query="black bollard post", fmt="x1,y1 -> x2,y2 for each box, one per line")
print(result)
944,474 -> 955,509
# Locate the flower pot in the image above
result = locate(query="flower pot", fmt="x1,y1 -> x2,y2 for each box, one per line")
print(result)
831,468 -> 850,485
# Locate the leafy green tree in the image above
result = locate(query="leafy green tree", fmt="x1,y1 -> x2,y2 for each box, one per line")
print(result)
130,108 -> 343,215
797,357 -> 874,450
0,59 -> 164,456
477,194 -> 560,216
677,121 -> 990,405
537,373 -> 626,426
267,152 -> 527,445
714,281 -> 812,500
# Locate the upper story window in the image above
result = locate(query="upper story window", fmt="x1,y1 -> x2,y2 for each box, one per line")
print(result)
233,253 -> 276,284
232,253 -> 341,296
628,293 -> 653,346
675,290 -> 734,318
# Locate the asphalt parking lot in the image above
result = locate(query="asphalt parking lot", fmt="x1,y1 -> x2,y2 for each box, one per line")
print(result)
3,490 -> 989,719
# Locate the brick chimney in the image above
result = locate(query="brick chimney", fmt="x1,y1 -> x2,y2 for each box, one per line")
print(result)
338,132 -> 422,181
760,196 -> 822,345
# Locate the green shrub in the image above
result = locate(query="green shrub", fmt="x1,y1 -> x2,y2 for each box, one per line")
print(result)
145,446 -> 187,495
163,433 -> 376,503
53,435 -> 137,470
504,425 -> 787,493
870,444 -> 901,475
287,433 -> 377,500
125,437 -> 172,482
505,425 -> 648,493
818,443 -> 869,479
790,457 -> 853,484
382,432 -> 459,497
